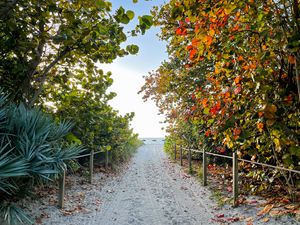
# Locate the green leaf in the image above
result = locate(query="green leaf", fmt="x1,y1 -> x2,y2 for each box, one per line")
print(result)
140,15 -> 153,27
120,15 -> 130,24
126,45 -> 139,54
288,146 -> 300,157
208,119 -> 214,125
96,0 -> 106,8
203,108 -> 210,115
282,153 -> 293,166
126,10 -> 135,20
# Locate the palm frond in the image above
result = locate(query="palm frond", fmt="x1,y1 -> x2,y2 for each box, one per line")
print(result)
0,204 -> 34,225
0,90 -> 83,224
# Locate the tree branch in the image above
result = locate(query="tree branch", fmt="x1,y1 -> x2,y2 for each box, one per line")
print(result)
28,47 -> 72,107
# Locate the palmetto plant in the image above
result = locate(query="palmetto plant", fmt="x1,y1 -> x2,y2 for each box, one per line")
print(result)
0,91 -> 84,225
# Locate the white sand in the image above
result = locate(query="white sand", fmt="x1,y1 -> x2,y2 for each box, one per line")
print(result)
23,142 -> 298,225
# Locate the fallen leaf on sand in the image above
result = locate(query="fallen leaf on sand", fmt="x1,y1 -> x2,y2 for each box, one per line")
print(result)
246,200 -> 258,204
95,199 -> 101,206
257,204 -> 274,216
227,217 -> 240,222
215,213 -> 224,218
280,198 -> 290,204
284,204 -> 299,210
245,217 -> 253,225
261,217 -> 270,222
269,209 -> 283,217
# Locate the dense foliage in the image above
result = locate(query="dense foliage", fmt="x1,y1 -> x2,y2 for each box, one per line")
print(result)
0,0 -> 152,106
50,67 -> 142,163
141,0 -> 300,194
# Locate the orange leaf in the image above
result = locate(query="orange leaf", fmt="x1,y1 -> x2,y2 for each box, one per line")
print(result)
233,128 -> 241,136
257,122 -> 264,132
189,49 -> 197,60
215,101 -> 221,110
225,92 -> 230,98
234,76 -> 242,84
187,45 -> 193,51
209,28 -> 215,36
192,38 -> 199,46
206,35 -> 213,45
202,98 -> 208,107
232,24 -> 239,31
288,55 -> 296,64
257,204 -> 274,216
249,63 -> 257,69
195,24 -> 199,33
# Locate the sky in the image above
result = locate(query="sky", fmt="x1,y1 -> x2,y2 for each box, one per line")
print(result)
101,0 -> 168,138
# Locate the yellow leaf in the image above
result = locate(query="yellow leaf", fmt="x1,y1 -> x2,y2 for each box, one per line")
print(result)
273,138 -> 281,151
224,5 -> 236,14
257,204 -> 274,216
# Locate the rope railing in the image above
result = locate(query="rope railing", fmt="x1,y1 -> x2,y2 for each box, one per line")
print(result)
176,145 -> 300,174
173,144 -> 300,207
205,151 -> 233,160
58,149 -> 111,208
72,150 -> 104,159
238,158 -> 300,175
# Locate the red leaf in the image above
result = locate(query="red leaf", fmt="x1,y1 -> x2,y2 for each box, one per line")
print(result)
205,129 -> 211,137
216,214 -> 224,218
176,28 -> 182,35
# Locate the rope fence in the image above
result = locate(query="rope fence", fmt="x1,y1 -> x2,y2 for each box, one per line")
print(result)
58,149 -> 111,208
173,144 -> 300,207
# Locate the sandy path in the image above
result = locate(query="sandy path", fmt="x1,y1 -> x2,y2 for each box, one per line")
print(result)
89,143 -> 217,225
30,142 -> 298,225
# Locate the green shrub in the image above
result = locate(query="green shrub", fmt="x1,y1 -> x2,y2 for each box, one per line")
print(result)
0,91 -> 83,225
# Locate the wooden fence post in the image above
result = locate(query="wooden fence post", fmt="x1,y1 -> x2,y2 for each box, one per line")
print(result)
105,149 -> 109,169
233,152 -> 239,207
174,144 -> 177,160
89,149 -> 94,184
203,149 -> 207,186
188,148 -> 192,174
180,145 -> 183,166
58,170 -> 66,209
